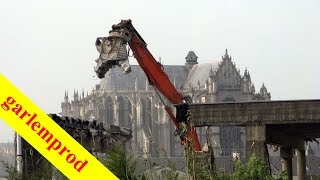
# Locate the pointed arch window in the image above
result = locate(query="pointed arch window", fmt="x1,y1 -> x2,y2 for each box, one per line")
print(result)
125,100 -> 132,129
118,96 -> 132,128
118,96 -> 125,127
105,97 -> 113,126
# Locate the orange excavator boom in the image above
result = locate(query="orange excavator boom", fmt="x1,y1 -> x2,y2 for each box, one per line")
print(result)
94,19 -> 201,151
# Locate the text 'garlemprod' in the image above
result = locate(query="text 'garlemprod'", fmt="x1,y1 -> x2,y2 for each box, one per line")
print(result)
1,96 -> 88,173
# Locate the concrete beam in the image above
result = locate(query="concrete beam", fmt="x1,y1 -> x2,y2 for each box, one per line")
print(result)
185,100 -> 320,127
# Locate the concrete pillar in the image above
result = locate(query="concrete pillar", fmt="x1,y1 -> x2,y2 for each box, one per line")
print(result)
280,147 -> 293,180
297,148 -> 306,180
245,125 -> 266,161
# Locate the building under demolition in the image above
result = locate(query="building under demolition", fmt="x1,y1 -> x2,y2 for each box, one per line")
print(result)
61,49 -> 271,159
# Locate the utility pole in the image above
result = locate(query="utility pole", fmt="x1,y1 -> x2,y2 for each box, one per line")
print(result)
16,132 -> 22,174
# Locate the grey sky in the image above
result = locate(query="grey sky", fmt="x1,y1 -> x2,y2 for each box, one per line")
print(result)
0,0 -> 319,141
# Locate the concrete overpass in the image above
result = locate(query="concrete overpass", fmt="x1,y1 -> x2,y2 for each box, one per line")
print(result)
181,100 -> 320,180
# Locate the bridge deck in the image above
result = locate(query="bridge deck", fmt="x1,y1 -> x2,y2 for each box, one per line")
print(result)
186,99 -> 320,127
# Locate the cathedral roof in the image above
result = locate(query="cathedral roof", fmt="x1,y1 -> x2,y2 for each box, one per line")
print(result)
184,62 -> 219,88
99,65 -> 189,91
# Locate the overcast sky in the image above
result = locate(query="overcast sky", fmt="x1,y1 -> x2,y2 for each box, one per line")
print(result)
0,0 -> 319,142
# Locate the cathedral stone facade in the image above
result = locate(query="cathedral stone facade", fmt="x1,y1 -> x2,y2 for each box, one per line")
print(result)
61,49 -> 271,158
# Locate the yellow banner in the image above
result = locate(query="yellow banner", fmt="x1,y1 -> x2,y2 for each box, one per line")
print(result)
0,74 -> 118,180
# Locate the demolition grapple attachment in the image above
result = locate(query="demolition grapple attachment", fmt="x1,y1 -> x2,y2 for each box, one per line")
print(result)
94,26 -> 132,79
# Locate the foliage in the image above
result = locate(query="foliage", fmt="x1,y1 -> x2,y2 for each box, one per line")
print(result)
2,159 -> 67,180
4,140 -> 288,180
231,154 -> 270,180
1,160 -> 22,180
230,155 -> 287,180
198,163 -> 214,180
3,152 -> 289,180
104,143 -> 183,180
104,143 -> 142,180
184,147 -> 288,180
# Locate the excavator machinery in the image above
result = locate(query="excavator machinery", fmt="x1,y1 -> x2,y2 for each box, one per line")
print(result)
94,19 -> 202,151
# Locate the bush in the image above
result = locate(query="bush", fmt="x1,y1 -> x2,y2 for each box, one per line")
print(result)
230,155 -> 287,180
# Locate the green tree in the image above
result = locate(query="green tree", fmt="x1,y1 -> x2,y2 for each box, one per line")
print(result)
1,160 -> 22,180
104,143 -> 141,180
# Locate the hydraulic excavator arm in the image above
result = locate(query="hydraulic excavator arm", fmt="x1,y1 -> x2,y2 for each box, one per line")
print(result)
94,19 -> 201,151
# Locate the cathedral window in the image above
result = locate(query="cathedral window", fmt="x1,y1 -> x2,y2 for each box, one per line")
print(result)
118,96 -> 132,128
105,97 -> 113,126
118,96 -> 125,127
